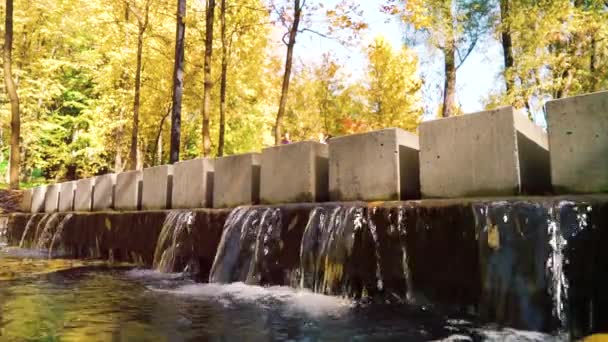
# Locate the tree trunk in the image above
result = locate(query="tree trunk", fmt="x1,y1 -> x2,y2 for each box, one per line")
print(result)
217,0 -> 227,157
274,0 -> 302,145
153,105 -> 171,166
202,0 -> 215,157
500,0 -> 514,93
441,38 -> 457,118
170,0 -> 186,164
129,25 -> 145,170
441,3 -> 456,118
4,0 -> 20,190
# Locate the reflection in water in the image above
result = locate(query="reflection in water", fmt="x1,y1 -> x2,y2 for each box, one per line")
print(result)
0,247 -> 562,341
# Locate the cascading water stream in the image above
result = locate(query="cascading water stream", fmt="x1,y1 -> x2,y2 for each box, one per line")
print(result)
19,213 -> 46,248
35,213 -> 61,250
153,210 -> 196,273
47,213 -> 74,258
209,207 -> 282,284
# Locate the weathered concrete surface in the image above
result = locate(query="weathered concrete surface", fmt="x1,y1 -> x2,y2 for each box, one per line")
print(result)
213,153 -> 261,208
92,173 -> 117,211
329,128 -> 420,201
142,165 -> 173,210
31,186 -> 46,213
419,107 -> 550,198
44,184 -> 60,213
58,181 -> 76,212
546,91 -> 608,194
20,189 -> 32,213
172,158 -> 214,209
115,170 -> 142,211
260,141 -> 328,204
74,178 -> 95,212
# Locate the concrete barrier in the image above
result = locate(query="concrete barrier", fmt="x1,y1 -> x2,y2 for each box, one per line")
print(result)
115,170 -> 142,211
172,158 -> 214,209
21,189 -> 32,213
31,186 -> 46,213
142,165 -> 173,210
213,153 -> 260,208
92,173 -> 116,211
419,107 -> 551,198
546,91 -> 608,194
74,178 -> 95,212
329,128 -> 420,201
59,181 -> 76,212
44,184 -> 60,213
261,141 -> 328,204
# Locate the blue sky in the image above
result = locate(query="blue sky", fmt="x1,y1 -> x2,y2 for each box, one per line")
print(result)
291,0 -> 505,119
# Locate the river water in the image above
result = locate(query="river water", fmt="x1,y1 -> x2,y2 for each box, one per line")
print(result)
0,247 -> 562,341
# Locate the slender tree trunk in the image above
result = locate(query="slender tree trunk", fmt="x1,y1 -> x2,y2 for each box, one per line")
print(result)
4,0 -> 20,190
217,0 -> 227,157
129,25 -> 145,170
274,0 -> 302,145
202,0 -> 215,156
153,105 -> 171,166
590,36 -> 599,92
441,3 -> 456,118
442,38 -> 457,118
170,0 -> 186,164
500,0 -> 514,93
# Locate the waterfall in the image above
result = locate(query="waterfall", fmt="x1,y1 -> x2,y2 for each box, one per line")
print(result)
48,214 -> 74,258
35,213 -> 61,250
299,206 -> 372,296
209,207 -> 282,284
153,210 -> 196,273
19,213 -> 45,248
0,216 -> 8,248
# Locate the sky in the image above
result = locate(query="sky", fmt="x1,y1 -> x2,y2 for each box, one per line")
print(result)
274,0 -> 506,119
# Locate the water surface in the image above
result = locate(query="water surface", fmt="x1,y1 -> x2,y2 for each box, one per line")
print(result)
0,247 -> 560,341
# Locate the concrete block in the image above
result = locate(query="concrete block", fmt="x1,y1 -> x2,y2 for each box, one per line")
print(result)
419,107 -> 551,198
142,165 -> 173,210
213,153 -> 261,208
44,184 -> 60,213
546,91 -> 608,194
92,173 -> 116,211
21,189 -> 32,213
31,186 -> 46,213
329,128 -> 420,201
115,170 -> 142,211
261,141 -> 328,204
74,178 -> 95,212
58,181 -> 76,212
172,158 -> 214,209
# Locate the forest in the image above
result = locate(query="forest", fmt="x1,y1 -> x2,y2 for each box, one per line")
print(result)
0,0 -> 607,189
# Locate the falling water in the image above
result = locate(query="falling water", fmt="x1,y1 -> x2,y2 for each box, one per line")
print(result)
19,213 -> 45,248
153,211 -> 196,273
35,213 -> 61,250
47,214 -> 74,258
209,207 -> 282,284
0,216 -> 8,248
299,206 -> 369,296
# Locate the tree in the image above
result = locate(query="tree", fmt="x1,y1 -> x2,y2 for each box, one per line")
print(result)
202,0 -> 216,157
365,36 -> 423,130
384,0 -> 491,118
3,0 -> 20,189
271,0 -> 367,144
217,0 -> 227,156
273,0 -> 303,145
170,0 -> 186,164
126,0 -> 152,170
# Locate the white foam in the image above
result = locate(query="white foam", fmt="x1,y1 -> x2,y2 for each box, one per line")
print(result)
125,268 -> 185,280
155,282 -> 351,317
